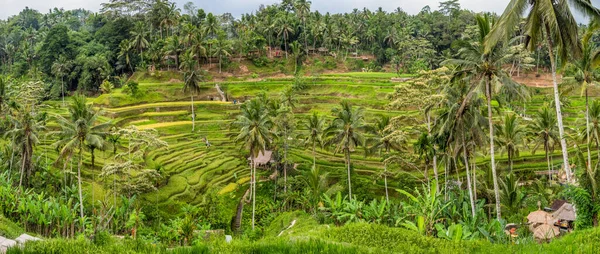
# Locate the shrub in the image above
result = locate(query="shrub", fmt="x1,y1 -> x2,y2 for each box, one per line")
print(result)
123,81 -> 140,97
250,56 -> 270,67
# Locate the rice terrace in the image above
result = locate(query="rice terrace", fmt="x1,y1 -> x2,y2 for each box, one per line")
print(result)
2,0 -> 600,253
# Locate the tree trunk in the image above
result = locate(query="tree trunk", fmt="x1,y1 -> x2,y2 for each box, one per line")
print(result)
312,141 -> 316,169
462,134 -> 476,218
428,111 -> 439,192
284,133 -> 288,194
284,34 -> 289,59
384,162 -> 389,203
78,146 -> 85,222
586,88 -> 592,173
346,149 -> 352,200
191,95 -> 195,131
252,154 -> 256,230
61,76 -> 65,106
546,144 -> 552,182
486,77 -> 501,220
219,55 -> 222,74
545,26 -> 572,183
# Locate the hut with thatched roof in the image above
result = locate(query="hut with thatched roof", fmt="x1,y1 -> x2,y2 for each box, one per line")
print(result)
248,150 -> 274,168
533,223 -> 560,241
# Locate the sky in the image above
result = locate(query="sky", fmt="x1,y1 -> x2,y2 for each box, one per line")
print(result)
2,0 -> 600,21
0,0 -> 512,20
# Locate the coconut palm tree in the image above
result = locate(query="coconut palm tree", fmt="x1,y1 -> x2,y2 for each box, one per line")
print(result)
564,22 -> 600,173
159,2 -> 180,38
487,0 -> 600,184
370,115 -> 406,203
6,108 -> 45,188
130,22 -> 149,63
295,0 -> 311,52
180,50 -> 202,132
414,132 -> 435,185
583,100 -> 600,166
213,33 -> 232,74
118,40 -> 134,73
437,81 -> 486,217
204,13 -> 220,68
326,101 -> 366,199
495,114 -> 524,173
273,105 -> 295,194
302,112 -> 325,169
233,99 -> 272,230
276,13 -> 295,59
443,14 -> 529,220
51,56 -> 71,106
528,107 -> 559,180
53,95 -> 110,220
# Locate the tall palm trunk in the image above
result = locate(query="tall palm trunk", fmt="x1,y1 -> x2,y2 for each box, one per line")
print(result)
61,76 -> 65,106
346,148 -> 352,199
427,112 -> 439,193
191,95 -> 195,131
284,132 -> 288,194
486,77 -> 501,220
251,154 -> 256,230
545,25 -> 572,183
312,141 -> 316,169
384,162 -> 389,203
586,89 -> 592,173
461,134 -> 476,217
78,144 -> 85,221
545,143 -> 552,181
284,33 -> 289,59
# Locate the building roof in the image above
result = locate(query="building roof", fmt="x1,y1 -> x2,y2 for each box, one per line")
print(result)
550,199 -> 567,211
527,210 -> 555,224
248,150 -> 273,166
552,202 -> 576,221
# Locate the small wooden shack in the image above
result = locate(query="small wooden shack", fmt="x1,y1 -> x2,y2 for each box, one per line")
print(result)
248,150 -> 274,168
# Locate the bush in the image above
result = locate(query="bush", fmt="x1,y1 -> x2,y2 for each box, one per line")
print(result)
250,56 -> 270,67
122,81 -> 140,97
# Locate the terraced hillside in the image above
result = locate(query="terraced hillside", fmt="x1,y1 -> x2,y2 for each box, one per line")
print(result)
35,71 -> 599,218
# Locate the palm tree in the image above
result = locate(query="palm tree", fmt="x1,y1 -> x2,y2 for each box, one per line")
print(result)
130,22 -> 149,62
583,100 -> 600,167
495,114 -> 524,173
295,0 -> 311,52
213,33 -> 232,74
6,108 -> 45,188
437,81 -> 485,217
51,56 -> 71,106
289,41 -> 302,73
233,99 -> 272,230
276,13 -> 295,59
160,2 -> 180,38
564,22 -> 600,173
528,107 -> 559,180
414,132 -> 434,185
273,106 -> 295,194
118,40 -> 134,73
299,166 -> 327,215
370,115 -> 405,203
180,51 -> 202,132
280,86 -> 297,109
326,101 -> 366,199
487,0 -> 600,184
53,95 -> 110,220
443,14 -> 529,220
204,13 -> 220,68
302,112 -> 325,169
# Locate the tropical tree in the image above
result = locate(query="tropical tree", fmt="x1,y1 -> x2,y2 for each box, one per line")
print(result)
443,14 -> 528,220
495,114 -> 524,173
326,101 -> 366,199
118,40 -> 134,73
295,0 -> 311,51
204,13 -> 220,68
276,13 -> 295,59
53,95 -> 110,220
299,165 -> 327,214
130,22 -> 149,62
233,99 -> 272,230
51,56 -> 71,106
273,105 -> 295,194
488,0 -> 600,184
528,107 -> 559,180
213,33 -> 232,73
6,108 -> 45,188
370,115 -> 406,202
302,112 -> 325,169
564,22 -> 600,173
180,51 -> 202,132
